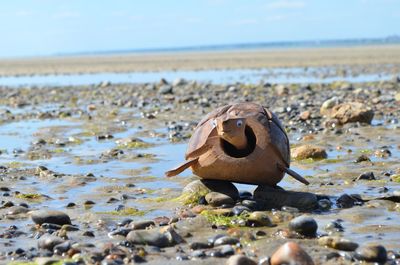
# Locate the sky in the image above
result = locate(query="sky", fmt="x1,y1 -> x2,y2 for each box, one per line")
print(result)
0,0 -> 399,58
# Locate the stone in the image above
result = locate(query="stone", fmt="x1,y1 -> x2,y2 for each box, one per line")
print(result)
328,102 -> 374,124
126,227 -> 183,248
291,145 -> 327,160
354,244 -> 387,263
35,257 -> 61,265
159,85 -> 173,94
205,192 -> 234,207
129,220 -> 155,230
38,235 -> 65,251
226,254 -> 257,265
220,244 -> 235,256
247,211 -> 273,227
318,236 -> 358,251
31,210 -> 71,225
395,92 -> 400,102
274,85 -> 289,95
213,236 -> 239,247
320,97 -> 340,115
6,206 -> 30,215
232,205 -> 251,216
336,194 -> 363,208
270,242 -> 314,265
183,179 -> 239,201
172,78 -> 187,87
356,171 -> 376,181
299,110 -> 311,121
288,216 -> 318,237
253,186 -> 318,211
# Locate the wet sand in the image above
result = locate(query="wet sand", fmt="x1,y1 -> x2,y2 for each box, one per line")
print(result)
1,45 -> 400,76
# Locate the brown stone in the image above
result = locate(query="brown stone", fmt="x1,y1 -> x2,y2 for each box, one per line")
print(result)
291,145 -> 327,160
270,242 -> 314,265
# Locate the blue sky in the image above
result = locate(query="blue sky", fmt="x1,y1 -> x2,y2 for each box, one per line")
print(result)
0,0 -> 399,57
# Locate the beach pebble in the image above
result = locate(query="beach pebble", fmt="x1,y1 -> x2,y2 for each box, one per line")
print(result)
172,78 -> 187,87
31,210 -> 71,225
354,244 -> 387,263
53,241 -> 71,255
213,236 -> 239,247
336,193 -> 362,208
220,244 -> 235,256
253,186 -> 318,211
247,211 -> 273,227
356,171 -> 375,181
38,235 -> 65,251
35,257 -> 61,265
291,145 -> 327,160
205,192 -> 234,207
226,254 -> 257,265
318,236 -> 358,251
328,102 -> 374,124
232,205 -> 251,216
6,206 -> 30,215
159,85 -> 173,94
183,180 -> 239,201
126,227 -> 183,248
320,97 -> 340,115
270,242 -> 314,265
288,215 -> 318,237
129,220 -> 155,230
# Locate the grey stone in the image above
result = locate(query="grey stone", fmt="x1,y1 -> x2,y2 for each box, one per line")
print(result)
355,244 -> 387,263
159,85 -> 173,94
6,206 -> 30,215
183,179 -> 239,200
129,220 -> 155,230
253,186 -> 318,210
126,227 -> 183,248
205,192 -> 234,207
226,254 -> 257,265
220,244 -> 235,256
288,215 -> 318,237
38,235 -> 65,251
247,211 -> 273,227
31,210 -> 71,225
213,236 -> 239,247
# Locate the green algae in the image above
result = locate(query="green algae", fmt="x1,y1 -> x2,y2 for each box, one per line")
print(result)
200,210 -> 249,228
15,193 -> 43,201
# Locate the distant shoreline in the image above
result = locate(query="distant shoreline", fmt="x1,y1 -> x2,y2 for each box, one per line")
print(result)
1,44 -> 400,77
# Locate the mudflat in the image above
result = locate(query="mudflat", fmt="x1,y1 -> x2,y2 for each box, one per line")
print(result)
1,44 -> 400,76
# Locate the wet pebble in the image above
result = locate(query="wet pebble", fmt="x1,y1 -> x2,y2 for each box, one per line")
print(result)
270,242 -> 314,265
31,210 -> 71,225
291,144 -> 327,160
226,254 -> 257,265
213,236 -> 239,247
324,220 -> 344,233
183,180 -> 239,201
356,171 -> 376,181
318,236 -> 358,251
354,244 -> 387,263
336,193 -> 363,208
38,235 -> 65,251
205,192 -> 234,207
232,205 -> 251,216
126,227 -> 183,248
247,211 -> 273,227
129,220 -> 155,230
288,216 -> 318,237
220,244 -> 235,256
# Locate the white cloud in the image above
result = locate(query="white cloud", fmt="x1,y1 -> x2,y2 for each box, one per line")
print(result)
266,0 -> 305,9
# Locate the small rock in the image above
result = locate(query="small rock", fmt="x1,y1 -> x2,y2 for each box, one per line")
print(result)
253,186 -> 318,210
205,192 -> 234,207
274,85 -> 289,95
354,244 -> 387,263
126,227 -> 183,248
31,210 -> 71,225
6,206 -> 30,215
183,180 -> 239,201
288,216 -> 318,237
320,97 -> 340,115
318,236 -> 358,251
38,235 -> 65,251
172,78 -> 187,87
355,171 -> 376,181
159,85 -> 173,95
299,111 -> 311,121
355,154 -> 371,163
270,242 -> 314,265
395,92 -> 400,102
291,145 -> 327,160
226,254 -> 257,265
129,220 -> 155,230
232,205 -> 251,216
35,257 -> 61,265
247,211 -> 273,227
324,221 -> 344,233
220,245 -> 235,256
213,236 -> 239,247
328,102 -> 374,124
336,194 -> 363,208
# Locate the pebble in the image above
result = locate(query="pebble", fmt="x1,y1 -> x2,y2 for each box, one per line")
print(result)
158,85 -> 173,94
324,221 -> 344,233
190,241 -> 211,250
247,211 -> 273,227
318,236 -> 358,251
232,205 -> 251,216
356,171 -> 376,181
336,193 -> 363,208
38,235 -> 65,251
205,192 -> 235,207
270,242 -> 314,265
183,179 -> 239,201
129,220 -> 155,230
35,257 -> 61,265
328,102 -> 374,124
213,236 -> 240,247
220,244 -> 235,256
291,145 -> 327,160
354,244 -> 387,263
30,210 -> 71,225
6,206 -> 30,215
288,215 -> 318,237
126,227 -> 183,248
253,186 -> 318,210
226,254 -> 257,265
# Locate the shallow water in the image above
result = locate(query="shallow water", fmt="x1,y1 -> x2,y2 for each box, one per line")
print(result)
0,67 -> 393,87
